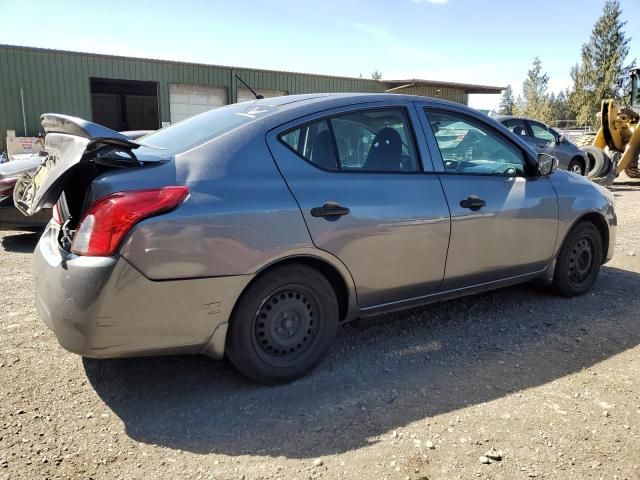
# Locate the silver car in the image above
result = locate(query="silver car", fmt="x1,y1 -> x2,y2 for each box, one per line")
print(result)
21,94 -> 616,384
496,115 -> 590,175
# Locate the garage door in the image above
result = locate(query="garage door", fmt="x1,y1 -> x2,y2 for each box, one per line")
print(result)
237,87 -> 287,103
169,84 -> 228,123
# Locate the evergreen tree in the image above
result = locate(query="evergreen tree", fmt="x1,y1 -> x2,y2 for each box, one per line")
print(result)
569,0 -> 634,127
371,70 -> 383,80
514,95 -> 526,116
498,85 -> 516,115
522,57 -> 553,123
550,90 -> 573,128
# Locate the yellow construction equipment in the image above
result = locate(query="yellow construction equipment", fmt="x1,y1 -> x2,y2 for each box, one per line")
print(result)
577,68 -> 640,184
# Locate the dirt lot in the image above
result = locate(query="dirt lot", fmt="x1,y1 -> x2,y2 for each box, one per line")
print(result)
1,177 -> 640,480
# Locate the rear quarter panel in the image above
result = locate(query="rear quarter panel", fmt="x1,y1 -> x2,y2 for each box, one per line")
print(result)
115,123 -> 316,279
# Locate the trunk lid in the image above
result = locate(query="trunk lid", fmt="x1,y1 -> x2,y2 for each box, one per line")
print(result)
13,114 -> 165,217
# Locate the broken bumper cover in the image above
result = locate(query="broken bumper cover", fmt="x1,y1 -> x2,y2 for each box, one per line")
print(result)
33,222 -> 252,359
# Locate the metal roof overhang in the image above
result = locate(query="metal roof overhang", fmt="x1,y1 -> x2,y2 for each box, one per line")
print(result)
383,79 -> 504,95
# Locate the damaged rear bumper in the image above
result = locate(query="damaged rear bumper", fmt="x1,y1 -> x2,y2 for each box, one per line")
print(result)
33,222 -> 252,359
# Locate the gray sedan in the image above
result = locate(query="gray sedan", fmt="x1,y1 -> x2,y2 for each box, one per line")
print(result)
496,115 -> 590,175
20,94 -> 616,384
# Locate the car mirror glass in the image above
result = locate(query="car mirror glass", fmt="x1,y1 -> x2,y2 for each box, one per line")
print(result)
537,153 -> 558,176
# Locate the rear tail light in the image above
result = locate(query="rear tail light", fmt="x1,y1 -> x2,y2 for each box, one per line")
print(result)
70,186 -> 189,256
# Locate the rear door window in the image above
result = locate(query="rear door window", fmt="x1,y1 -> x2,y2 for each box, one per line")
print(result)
279,108 -> 420,173
501,119 -> 528,138
280,120 -> 337,170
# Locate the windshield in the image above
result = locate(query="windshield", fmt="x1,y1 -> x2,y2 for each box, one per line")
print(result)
136,102 -> 278,156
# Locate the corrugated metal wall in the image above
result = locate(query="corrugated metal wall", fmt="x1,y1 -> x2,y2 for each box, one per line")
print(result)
394,85 -> 467,104
0,45 -> 468,151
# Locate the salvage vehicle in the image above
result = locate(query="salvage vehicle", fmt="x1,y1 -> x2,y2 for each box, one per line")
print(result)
496,116 -> 590,175
17,94 -> 616,384
0,154 -> 51,230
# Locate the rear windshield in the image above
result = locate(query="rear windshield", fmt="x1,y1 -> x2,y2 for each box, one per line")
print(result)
135,102 -> 278,156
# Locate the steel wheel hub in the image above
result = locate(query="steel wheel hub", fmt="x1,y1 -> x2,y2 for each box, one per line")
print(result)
255,289 -> 316,357
568,236 -> 594,284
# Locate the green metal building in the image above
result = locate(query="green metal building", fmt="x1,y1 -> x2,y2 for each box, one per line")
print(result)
0,44 -> 503,151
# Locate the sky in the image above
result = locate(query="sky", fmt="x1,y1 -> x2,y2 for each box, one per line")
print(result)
1,0 -> 639,110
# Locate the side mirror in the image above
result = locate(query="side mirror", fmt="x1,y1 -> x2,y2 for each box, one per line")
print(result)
557,134 -> 566,144
537,153 -> 558,176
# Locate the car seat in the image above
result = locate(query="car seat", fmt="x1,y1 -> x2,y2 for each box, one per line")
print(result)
364,127 -> 402,171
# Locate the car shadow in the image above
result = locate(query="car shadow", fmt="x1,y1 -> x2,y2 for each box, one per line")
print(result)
610,182 -> 640,193
84,265 -> 640,459
1,231 -> 41,252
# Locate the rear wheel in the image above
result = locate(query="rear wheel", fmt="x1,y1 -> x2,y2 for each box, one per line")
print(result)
226,264 -> 339,384
567,157 -> 585,175
552,222 -> 603,297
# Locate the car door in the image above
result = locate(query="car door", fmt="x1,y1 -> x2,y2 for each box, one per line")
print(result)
418,105 -> 558,290
527,120 -> 557,157
547,127 -> 577,171
266,103 -> 451,308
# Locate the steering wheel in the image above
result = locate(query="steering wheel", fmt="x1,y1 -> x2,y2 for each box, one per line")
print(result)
443,159 -> 461,172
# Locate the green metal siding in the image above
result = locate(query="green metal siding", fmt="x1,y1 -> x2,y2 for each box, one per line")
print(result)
392,85 -> 467,104
0,45 -> 467,151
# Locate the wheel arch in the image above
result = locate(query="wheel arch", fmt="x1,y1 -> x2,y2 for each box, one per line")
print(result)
236,254 -> 356,325
559,212 -> 609,264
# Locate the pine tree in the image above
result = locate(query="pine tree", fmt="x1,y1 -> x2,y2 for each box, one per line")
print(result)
371,70 -> 383,80
498,85 -> 516,115
550,90 -> 573,128
514,95 -> 526,116
569,0 -> 635,127
522,57 -> 553,123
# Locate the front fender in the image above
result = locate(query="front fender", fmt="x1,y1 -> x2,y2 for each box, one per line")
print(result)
549,170 -> 616,262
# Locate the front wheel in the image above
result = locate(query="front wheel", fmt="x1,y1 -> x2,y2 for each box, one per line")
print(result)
552,222 -> 603,297
567,158 -> 585,176
226,264 -> 339,384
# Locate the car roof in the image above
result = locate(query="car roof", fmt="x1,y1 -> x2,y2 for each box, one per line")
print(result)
240,92 -> 464,113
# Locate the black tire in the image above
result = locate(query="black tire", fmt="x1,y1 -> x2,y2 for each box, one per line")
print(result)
567,157 -> 585,176
552,222 -> 603,297
226,264 -> 339,384
582,146 -> 608,178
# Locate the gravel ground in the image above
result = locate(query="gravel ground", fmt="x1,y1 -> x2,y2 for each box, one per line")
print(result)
1,176 -> 640,480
